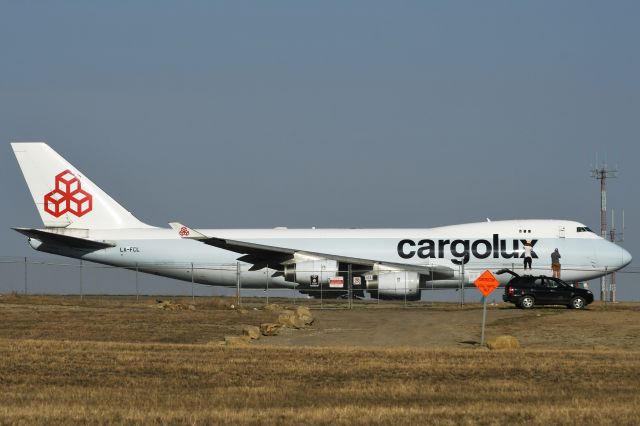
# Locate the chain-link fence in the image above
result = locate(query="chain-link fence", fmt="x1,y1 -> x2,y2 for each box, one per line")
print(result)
1,256 -> 637,306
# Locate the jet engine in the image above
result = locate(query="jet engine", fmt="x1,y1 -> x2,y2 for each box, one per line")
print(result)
284,260 -> 339,286
366,271 -> 421,300
284,260 -> 356,298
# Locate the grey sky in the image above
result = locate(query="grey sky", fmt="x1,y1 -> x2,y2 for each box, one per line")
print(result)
1,1 -> 638,298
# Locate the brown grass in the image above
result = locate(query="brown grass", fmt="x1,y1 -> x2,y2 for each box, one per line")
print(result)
0,295 -> 270,344
1,340 -> 639,425
1,295 -> 639,424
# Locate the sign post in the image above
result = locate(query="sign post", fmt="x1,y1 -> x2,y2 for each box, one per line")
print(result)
474,270 -> 500,346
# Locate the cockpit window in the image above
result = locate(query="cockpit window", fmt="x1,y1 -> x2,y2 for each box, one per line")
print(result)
577,227 -> 593,233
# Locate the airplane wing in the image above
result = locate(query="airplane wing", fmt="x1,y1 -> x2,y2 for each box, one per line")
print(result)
169,223 -> 454,279
12,228 -> 116,250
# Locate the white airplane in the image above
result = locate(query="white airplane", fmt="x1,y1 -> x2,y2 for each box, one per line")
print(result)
11,143 -> 632,299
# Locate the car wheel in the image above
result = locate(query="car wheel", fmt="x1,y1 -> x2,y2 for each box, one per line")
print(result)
520,295 -> 535,309
570,296 -> 586,310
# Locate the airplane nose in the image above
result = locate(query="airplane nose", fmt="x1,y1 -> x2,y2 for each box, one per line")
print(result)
621,247 -> 632,268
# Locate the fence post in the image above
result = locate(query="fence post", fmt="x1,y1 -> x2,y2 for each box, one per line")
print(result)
458,264 -> 461,307
461,261 -> 465,306
266,264 -> 270,305
135,263 -> 139,301
320,274 -> 323,310
191,262 -> 195,304
432,267 -> 435,307
24,257 -> 28,295
603,266 -> 608,304
236,262 -> 241,307
404,270 -> 407,308
348,264 -> 352,310
79,260 -> 84,301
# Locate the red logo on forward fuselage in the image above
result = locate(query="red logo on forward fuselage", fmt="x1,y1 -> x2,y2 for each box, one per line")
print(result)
43,170 -> 93,217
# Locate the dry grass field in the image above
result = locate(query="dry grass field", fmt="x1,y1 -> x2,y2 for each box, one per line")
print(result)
1,295 -> 639,425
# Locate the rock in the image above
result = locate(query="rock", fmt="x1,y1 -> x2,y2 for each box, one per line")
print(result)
260,323 -> 281,336
486,335 -> 521,350
154,300 -> 171,309
153,300 -> 189,310
224,335 -> 251,346
295,306 -> 314,325
276,309 -> 292,318
243,326 -> 261,340
263,303 -> 281,312
278,310 -> 306,329
274,308 -> 314,329
292,316 -> 307,328
277,310 -> 294,325
188,304 -> 196,311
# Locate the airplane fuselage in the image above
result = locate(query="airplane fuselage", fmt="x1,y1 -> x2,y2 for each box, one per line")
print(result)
28,219 -> 629,291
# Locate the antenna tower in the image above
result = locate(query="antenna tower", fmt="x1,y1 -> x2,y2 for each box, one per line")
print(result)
608,209 -> 625,302
590,161 -> 618,301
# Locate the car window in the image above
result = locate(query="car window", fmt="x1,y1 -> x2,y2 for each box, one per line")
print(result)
544,279 -> 559,289
551,279 -> 567,288
534,278 -> 545,287
511,278 -> 527,287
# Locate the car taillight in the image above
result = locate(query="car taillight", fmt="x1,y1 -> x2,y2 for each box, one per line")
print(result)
508,286 -> 515,296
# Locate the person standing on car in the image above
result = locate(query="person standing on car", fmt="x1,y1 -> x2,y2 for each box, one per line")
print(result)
551,248 -> 561,278
523,240 -> 533,273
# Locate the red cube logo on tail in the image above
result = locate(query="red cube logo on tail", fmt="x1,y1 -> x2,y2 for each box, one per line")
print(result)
43,170 -> 93,217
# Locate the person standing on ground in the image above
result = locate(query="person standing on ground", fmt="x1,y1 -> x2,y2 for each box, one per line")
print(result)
551,248 -> 561,278
523,240 -> 533,273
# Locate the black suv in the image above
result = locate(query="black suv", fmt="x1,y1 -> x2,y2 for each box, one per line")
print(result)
498,269 -> 594,309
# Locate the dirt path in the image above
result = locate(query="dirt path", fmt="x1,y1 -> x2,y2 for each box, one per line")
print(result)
259,304 -> 640,350
1,296 -> 638,350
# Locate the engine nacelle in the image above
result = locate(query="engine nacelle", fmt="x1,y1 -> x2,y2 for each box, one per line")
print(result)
366,271 -> 421,300
284,260 -> 339,286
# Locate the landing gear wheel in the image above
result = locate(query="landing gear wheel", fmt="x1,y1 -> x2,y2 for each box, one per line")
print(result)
520,295 -> 535,309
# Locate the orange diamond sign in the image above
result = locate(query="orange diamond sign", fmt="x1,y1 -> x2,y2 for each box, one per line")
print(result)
474,270 -> 500,297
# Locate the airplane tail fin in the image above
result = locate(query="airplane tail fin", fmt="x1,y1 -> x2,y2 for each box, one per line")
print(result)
11,142 -> 154,229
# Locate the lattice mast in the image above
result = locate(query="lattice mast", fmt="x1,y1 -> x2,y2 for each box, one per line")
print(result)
590,162 -> 617,301
608,209 -> 625,302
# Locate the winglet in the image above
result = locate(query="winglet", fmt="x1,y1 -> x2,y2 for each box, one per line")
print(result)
168,222 -> 208,239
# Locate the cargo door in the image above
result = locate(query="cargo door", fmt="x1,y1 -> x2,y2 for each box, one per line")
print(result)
558,226 -> 566,238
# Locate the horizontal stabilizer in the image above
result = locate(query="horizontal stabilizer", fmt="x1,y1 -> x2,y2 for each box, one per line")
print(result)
12,228 -> 115,250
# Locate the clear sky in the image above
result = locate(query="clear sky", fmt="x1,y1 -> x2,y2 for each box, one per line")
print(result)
1,1 -> 638,298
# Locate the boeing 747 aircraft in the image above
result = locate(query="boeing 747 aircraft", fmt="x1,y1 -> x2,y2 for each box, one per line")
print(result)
11,143 -> 632,299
